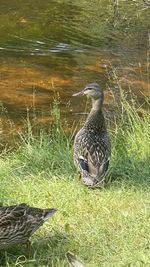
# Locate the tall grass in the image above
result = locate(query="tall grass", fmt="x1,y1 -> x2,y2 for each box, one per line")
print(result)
110,92 -> 150,187
0,89 -> 150,266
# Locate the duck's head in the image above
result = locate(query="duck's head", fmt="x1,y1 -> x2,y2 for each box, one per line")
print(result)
73,82 -> 103,100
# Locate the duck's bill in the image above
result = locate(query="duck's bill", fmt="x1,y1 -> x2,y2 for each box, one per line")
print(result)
72,90 -> 83,96
49,208 -> 58,215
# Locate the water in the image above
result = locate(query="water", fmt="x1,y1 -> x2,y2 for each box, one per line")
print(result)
0,0 -> 149,145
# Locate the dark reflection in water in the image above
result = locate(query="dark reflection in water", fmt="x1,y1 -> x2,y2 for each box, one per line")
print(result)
0,0 -> 149,145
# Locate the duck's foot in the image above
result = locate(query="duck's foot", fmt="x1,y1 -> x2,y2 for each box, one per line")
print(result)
77,173 -> 81,181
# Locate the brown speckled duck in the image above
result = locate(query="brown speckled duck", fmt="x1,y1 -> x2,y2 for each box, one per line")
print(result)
0,203 -> 57,249
73,83 -> 111,188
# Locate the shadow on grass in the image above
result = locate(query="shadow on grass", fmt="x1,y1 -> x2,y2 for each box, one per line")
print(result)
108,155 -> 150,190
0,231 -> 72,266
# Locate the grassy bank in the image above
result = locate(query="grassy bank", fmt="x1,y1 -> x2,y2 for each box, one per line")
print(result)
0,95 -> 150,267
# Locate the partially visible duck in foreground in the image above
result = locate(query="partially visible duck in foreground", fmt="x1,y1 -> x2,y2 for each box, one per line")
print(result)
0,203 -> 57,249
73,83 -> 111,188
66,251 -> 86,267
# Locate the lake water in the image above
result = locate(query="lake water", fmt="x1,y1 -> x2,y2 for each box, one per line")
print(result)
0,0 -> 149,145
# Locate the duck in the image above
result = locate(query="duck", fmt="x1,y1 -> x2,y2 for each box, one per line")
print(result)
73,82 -> 111,188
0,203 -> 57,249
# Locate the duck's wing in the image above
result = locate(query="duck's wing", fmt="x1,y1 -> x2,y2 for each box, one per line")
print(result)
75,134 -> 110,179
0,203 -> 28,227
88,137 -> 110,178
0,204 -> 57,248
0,204 -> 29,245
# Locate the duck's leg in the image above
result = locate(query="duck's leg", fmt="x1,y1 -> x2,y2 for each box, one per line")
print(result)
77,173 -> 81,181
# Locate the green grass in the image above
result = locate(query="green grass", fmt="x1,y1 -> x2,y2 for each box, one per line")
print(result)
0,95 -> 150,267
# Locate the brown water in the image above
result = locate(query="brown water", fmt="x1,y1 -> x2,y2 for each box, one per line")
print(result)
0,0 -> 150,145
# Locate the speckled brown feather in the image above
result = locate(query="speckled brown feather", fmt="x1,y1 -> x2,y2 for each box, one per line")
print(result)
73,83 -> 111,187
0,203 -> 57,249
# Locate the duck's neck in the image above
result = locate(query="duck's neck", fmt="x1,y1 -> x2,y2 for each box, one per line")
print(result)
85,98 -> 105,130
91,98 -> 103,111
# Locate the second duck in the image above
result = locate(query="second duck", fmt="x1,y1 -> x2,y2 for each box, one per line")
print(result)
73,83 -> 111,188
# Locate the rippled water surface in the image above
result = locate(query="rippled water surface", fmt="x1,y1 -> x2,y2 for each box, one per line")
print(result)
0,0 -> 150,144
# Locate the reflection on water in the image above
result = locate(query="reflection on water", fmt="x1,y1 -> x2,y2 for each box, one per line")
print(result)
0,0 -> 149,145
